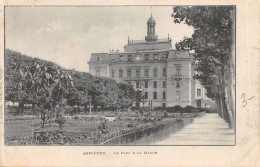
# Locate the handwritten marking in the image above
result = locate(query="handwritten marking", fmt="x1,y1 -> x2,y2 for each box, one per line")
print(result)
248,96 -> 255,100
241,93 -> 255,107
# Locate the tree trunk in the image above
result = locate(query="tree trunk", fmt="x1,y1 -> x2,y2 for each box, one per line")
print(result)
41,108 -> 46,129
219,95 -> 224,120
215,97 -> 222,118
19,102 -> 24,116
32,103 -> 35,115
93,105 -> 97,113
89,102 -> 92,115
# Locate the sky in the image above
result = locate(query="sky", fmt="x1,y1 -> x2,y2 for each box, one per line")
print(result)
5,6 -> 194,72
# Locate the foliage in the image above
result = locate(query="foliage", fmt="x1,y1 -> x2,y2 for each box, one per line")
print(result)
183,105 -> 197,113
172,6 -> 235,128
98,119 -> 109,134
117,82 -> 136,109
5,49 -> 74,128
55,117 -> 67,130
5,49 -> 136,117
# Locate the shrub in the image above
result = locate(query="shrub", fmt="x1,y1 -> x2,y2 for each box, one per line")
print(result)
98,120 -> 108,134
153,107 -> 165,111
166,105 -> 184,113
55,117 -> 67,130
183,105 -> 196,113
73,116 -> 79,120
130,106 -> 138,111
163,110 -> 169,117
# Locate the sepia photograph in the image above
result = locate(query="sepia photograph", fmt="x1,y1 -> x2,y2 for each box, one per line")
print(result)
4,5 -> 236,146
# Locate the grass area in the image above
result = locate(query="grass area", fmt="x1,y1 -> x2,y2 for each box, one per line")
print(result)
4,119 -> 131,138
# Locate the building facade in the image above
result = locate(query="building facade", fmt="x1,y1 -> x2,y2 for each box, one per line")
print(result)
88,15 -> 208,108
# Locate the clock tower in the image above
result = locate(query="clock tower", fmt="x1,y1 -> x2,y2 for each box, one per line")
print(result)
145,14 -> 158,42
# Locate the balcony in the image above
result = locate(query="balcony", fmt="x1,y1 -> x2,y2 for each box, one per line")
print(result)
124,76 -> 152,81
172,74 -> 182,78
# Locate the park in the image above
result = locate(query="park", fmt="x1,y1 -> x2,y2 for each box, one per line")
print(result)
4,6 -> 235,146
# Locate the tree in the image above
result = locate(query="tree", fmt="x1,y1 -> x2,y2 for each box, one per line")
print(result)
172,6 -> 235,128
55,117 -> 67,130
117,83 -> 136,109
10,56 -> 74,128
5,50 -> 36,114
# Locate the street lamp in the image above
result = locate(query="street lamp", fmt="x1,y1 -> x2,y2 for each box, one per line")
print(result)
138,86 -> 145,110
89,98 -> 92,115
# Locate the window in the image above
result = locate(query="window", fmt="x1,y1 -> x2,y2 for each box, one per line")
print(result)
162,52 -> 167,60
144,69 -> 149,77
197,89 -> 201,96
127,69 -> 132,77
163,81 -> 166,88
176,81 -> 180,88
136,81 -> 140,89
97,57 -> 100,61
145,92 -> 148,99
136,69 -> 140,77
127,81 -> 131,85
153,92 -> 157,99
111,70 -> 114,78
176,91 -> 180,100
145,54 -> 149,60
163,92 -> 166,99
119,55 -> 124,61
176,68 -> 181,75
119,69 -> 123,78
153,68 -> 158,77
162,103 -> 166,108
145,81 -> 148,88
163,68 -> 167,77
153,81 -> 157,88
153,54 -> 158,60
96,69 -> 100,76
128,55 -> 132,61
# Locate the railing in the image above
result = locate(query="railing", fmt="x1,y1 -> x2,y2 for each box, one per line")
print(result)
101,116 -> 194,145
173,74 -> 182,78
124,76 -> 152,81
128,38 -> 171,44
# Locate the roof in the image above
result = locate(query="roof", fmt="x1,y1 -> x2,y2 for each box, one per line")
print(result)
124,39 -> 172,52
147,15 -> 156,24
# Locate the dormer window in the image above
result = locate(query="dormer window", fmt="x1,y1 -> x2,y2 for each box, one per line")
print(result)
153,54 -> 158,60
145,54 -> 149,60
97,56 -> 100,61
128,55 -> 132,61
119,55 -> 124,61
162,52 -> 167,60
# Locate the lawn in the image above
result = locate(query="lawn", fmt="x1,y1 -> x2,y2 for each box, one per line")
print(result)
5,119 -> 129,138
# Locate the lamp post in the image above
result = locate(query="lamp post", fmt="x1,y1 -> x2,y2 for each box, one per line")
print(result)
89,99 -> 92,115
138,86 -> 145,110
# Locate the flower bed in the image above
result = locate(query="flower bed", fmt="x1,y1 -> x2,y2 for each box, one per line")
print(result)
5,113 -> 199,145
31,122 -> 76,128
5,115 -> 39,122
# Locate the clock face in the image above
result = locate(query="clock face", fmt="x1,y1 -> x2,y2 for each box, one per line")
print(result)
136,55 -> 143,61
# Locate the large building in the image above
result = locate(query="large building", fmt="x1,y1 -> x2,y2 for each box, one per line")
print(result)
88,15 -> 208,108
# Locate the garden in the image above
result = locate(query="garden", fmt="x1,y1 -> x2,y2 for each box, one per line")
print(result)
4,49 -> 211,145
4,105 -> 207,145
